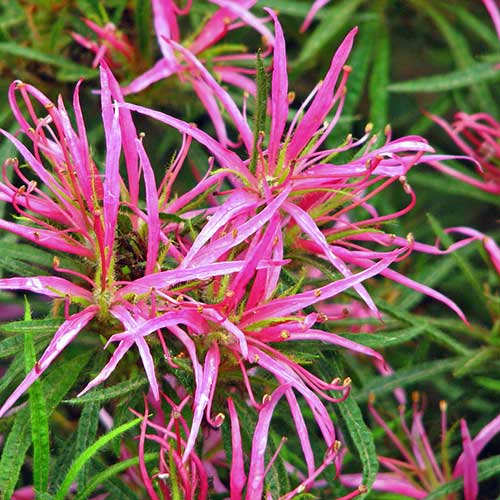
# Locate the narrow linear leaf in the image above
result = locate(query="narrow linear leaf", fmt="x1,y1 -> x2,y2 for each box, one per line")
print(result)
388,61 -> 500,93
54,417 -> 142,500
329,356 -> 377,497
24,301 -> 50,496
355,357 -> 467,402
0,350 -> 92,499
75,401 -> 100,490
0,330 -> 52,359
64,376 -> 148,405
0,42 -> 97,79
342,325 -> 426,349
1,318 -> 64,335
74,453 -> 157,500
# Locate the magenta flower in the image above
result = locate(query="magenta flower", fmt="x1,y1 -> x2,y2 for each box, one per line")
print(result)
429,111 -> 500,195
342,394 -> 500,499
118,0 -> 273,149
123,10 -> 470,322
0,67 -> 255,418
71,18 -> 135,68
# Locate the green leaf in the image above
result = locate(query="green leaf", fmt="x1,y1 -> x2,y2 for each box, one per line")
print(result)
0,42 -> 97,80
1,318 -> 64,335
342,325 -> 426,348
24,300 -> 50,497
0,330 -> 53,359
388,61 -> 500,93
368,12 -> 389,131
355,356 -> 467,402
54,417 -> 142,500
75,401 -> 100,490
329,355 -> 377,497
249,50 -> 268,175
64,376 -> 148,405
74,453 -> 157,500
135,0 -> 152,59
424,454 -> 500,499
294,0 -> 364,69
474,376 -> 500,393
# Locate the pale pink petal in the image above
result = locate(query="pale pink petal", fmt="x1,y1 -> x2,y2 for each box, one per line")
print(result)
265,9 -> 288,168
136,138 -> 160,274
245,384 -> 290,500
122,102 -> 251,178
341,473 -> 427,498
286,27 -> 357,160
0,276 -> 92,300
166,39 -> 253,152
228,397 -> 246,499
482,0 -> 500,40
300,0 -> 331,32
0,306 -> 98,417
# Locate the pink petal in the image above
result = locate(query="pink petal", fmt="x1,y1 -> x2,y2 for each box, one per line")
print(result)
0,306 -> 98,417
121,102 -> 251,178
166,38 -> 253,152
182,342 -> 220,462
135,138 -> 160,274
228,397 -> 246,499
286,27 -> 357,160
0,276 -> 92,300
300,0 -> 331,32
245,384 -> 290,500
265,9 -> 288,169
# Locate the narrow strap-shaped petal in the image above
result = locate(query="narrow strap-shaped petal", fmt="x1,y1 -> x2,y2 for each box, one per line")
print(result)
210,0 -> 275,46
0,275 -> 92,300
100,68 -> 122,276
0,306 -> 98,417
300,0 -> 331,32
188,187 -> 291,267
341,473 -> 427,498
151,0 -> 177,62
182,342 -> 220,462
122,59 -> 177,95
181,189 -> 258,268
190,0 -> 256,53
228,397 -> 246,500
456,420 -> 478,500
117,260 -> 267,297
285,201 -> 378,315
286,28 -> 357,161
136,138 -> 160,274
166,38 -> 253,152
78,338 -> 134,397
242,250 -> 397,327
0,219 -> 93,257
265,9 -> 288,168
122,102 -> 251,178
245,384 -> 290,500
102,65 -> 140,206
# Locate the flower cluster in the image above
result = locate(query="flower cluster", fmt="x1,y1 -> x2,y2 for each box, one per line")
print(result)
0,3 -> 497,499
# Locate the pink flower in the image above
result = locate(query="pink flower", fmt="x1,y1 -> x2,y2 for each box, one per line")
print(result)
429,111 -> 500,195
119,0 -> 273,149
0,67 -> 252,418
123,11 -> 470,322
71,18 -> 135,68
341,393 -> 500,499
